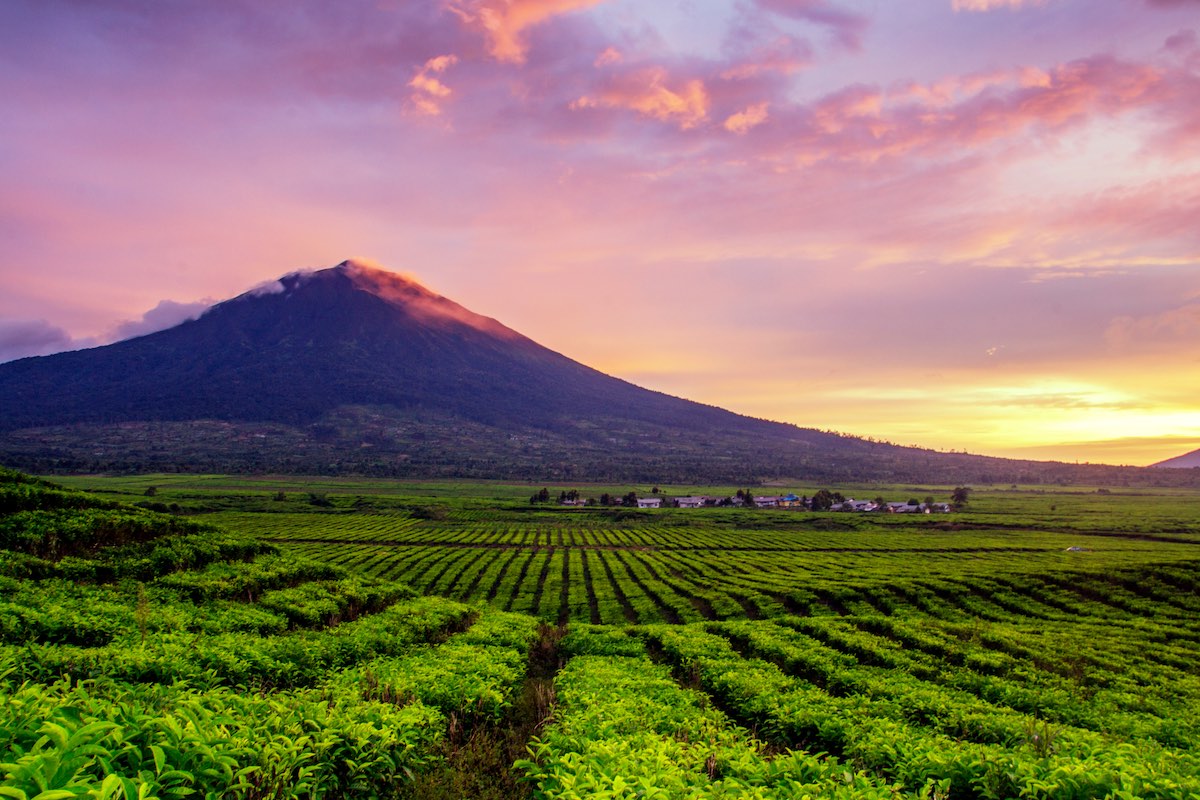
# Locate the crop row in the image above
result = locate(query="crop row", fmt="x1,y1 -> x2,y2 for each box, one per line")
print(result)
0,552 -> 429,647
519,634 -> 906,799
271,537 -> 1200,632
1,666 -> 446,800
217,507 -> 1200,561
4,594 -> 476,689
719,617 -> 1200,752
642,624 -> 1200,799
0,607 -> 544,800
340,608 -> 541,725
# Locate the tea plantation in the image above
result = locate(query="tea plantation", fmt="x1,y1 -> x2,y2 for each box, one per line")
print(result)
5,470 -> 1199,798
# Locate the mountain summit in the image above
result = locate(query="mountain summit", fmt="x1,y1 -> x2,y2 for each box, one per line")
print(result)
334,259 -> 523,341
0,261 -> 1182,484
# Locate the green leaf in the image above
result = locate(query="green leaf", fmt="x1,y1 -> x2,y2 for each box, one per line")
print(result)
149,746 -> 166,775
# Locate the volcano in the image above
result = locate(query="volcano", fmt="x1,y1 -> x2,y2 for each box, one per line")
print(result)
0,261 -> 780,435
0,260 -> 1182,485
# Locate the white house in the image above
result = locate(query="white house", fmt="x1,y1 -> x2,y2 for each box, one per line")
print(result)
675,496 -> 705,508
753,496 -> 780,508
637,497 -> 663,508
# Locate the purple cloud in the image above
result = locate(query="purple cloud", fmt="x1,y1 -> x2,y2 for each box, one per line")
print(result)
0,320 -> 76,363
752,0 -> 869,51
0,297 -> 213,364
109,299 -> 212,342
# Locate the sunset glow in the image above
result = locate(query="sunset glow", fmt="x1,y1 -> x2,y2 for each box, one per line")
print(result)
2,0 -> 1199,466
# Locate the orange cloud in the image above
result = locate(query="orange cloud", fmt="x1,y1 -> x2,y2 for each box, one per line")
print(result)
721,35 -> 813,79
594,46 -> 622,67
408,54 -> 458,116
812,86 -> 882,134
889,68 -> 1047,107
776,55 -> 1171,166
724,102 -> 770,134
446,0 -> 605,63
573,67 -> 710,128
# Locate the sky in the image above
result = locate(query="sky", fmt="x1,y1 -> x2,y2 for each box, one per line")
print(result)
2,0 -> 1199,467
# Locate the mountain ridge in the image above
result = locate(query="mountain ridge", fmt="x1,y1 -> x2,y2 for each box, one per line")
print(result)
1152,448 -> 1200,469
1,260 -> 1195,486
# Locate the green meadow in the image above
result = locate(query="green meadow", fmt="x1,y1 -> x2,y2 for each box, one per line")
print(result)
3,470 -> 1199,798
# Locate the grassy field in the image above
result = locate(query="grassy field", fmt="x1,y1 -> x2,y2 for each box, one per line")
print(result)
8,471 -> 1200,798
54,473 -> 1200,625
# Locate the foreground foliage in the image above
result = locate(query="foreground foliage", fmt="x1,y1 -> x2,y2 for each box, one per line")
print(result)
1,469 -> 1198,798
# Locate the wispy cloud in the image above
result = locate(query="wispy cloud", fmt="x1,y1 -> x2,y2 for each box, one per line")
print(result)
409,54 -> 459,116
572,67 -> 710,129
446,0 -> 605,63
952,0 -> 1047,11
753,0 -> 869,50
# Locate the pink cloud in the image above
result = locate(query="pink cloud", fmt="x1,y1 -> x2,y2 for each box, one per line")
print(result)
572,67 -> 711,129
594,46 -> 622,67
731,53 -> 1176,169
721,34 -> 813,79
725,102 -> 770,133
952,0 -> 1046,11
1032,174 -> 1200,268
446,0 -> 605,63
408,54 -> 460,116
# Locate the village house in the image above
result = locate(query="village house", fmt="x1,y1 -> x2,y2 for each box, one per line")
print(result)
571,488 -> 953,514
675,496 -> 706,508
832,498 -> 877,512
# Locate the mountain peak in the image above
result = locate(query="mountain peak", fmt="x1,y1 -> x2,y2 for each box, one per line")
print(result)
225,259 -> 521,342
335,258 -> 439,304
329,259 -> 521,341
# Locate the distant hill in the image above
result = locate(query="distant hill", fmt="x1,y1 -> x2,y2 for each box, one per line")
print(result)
1152,449 -> 1200,469
0,260 -> 1193,486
